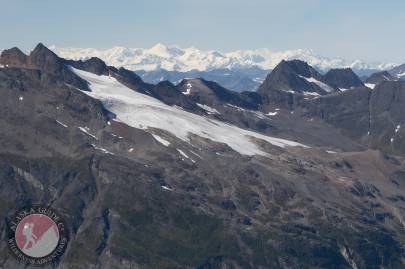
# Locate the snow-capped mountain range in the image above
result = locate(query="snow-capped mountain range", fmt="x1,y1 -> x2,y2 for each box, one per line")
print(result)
2,43 -> 405,268
50,43 -> 396,73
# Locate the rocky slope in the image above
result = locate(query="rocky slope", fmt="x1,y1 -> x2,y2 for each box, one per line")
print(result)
0,44 -> 404,269
390,63 -> 405,80
364,71 -> 397,89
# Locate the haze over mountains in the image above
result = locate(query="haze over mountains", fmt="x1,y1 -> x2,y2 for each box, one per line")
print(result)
1,43 -> 405,268
46,43 -> 403,92
51,43 -> 397,72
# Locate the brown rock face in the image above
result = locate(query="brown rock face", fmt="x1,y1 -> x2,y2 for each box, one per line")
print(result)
0,43 -> 90,91
0,47 -> 28,67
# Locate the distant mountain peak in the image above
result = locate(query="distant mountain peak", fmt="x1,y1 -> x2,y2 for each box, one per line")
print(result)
147,43 -> 181,57
322,68 -> 364,90
50,44 -> 397,73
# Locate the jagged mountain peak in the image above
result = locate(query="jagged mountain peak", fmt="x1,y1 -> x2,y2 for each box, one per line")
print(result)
66,56 -> 109,76
145,43 -> 185,59
0,43 -> 91,91
2,46 -> 25,56
31,42 -> 49,52
390,63 -> 405,80
276,59 -> 322,78
0,46 -> 27,66
29,42 -> 61,63
258,59 -> 332,100
1,43 -> 61,70
29,43 -> 64,69
365,71 -> 397,88
322,67 -> 364,90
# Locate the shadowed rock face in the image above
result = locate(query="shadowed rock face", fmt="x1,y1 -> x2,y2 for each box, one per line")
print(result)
258,60 -> 327,97
177,78 -> 261,110
1,43 -> 90,91
151,80 -> 204,113
66,57 -> 109,76
301,87 -> 372,139
369,81 -> 405,155
365,71 -> 397,85
300,81 -> 405,156
0,47 -> 28,67
0,44 -> 405,268
390,63 -> 405,80
257,60 -> 337,112
322,68 -> 364,90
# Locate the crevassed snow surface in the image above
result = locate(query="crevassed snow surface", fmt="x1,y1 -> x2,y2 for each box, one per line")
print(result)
72,68 -> 307,156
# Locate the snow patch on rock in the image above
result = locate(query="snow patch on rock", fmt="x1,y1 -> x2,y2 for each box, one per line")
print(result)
78,126 -> 97,140
300,75 -> 334,92
152,134 -> 171,147
56,120 -> 68,128
196,103 -> 219,114
365,83 -> 376,89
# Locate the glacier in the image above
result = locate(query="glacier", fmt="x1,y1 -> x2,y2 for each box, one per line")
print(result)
72,67 -> 307,156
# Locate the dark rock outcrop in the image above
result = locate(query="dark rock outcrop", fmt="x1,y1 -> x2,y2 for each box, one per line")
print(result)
0,43 -> 90,90
177,78 -> 261,110
369,81 -> 405,155
66,57 -> 109,76
258,60 -> 327,97
390,63 -> 405,80
365,71 -> 397,85
322,68 -> 364,90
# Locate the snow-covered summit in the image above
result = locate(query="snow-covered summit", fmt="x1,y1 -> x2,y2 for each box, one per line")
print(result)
50,44 -> 396,73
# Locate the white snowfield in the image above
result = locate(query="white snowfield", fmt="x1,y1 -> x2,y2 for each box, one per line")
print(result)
365,83 -> 376,89
397,71 -> 405,78
299,75 -> 334,93
72,68 -> 308,156
51,43 -> 396,73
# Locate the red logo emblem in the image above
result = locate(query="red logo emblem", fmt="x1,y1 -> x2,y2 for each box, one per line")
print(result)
15,214 -> 60,258
7,206 -> 68,266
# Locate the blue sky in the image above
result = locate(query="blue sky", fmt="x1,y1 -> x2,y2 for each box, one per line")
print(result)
1,0 -> 404,62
